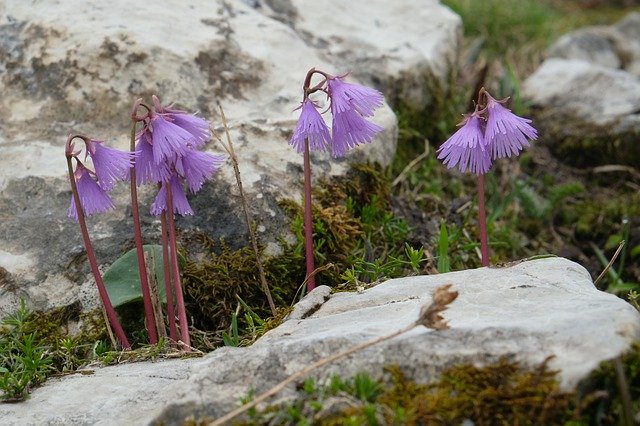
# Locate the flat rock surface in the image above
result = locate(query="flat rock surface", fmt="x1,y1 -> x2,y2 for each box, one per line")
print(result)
3,258 -> 638,425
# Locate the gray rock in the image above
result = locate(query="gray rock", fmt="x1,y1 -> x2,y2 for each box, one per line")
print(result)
524,12 -> 640,167
0,0 -> 460,316
2,258 -> 637,425
547,27 -> 621,69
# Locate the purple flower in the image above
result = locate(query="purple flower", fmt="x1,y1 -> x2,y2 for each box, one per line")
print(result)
327,76 -> 384,117
330,108 -> 383,158
134,131 -> 170,186
289,99 -> 331,154
68,162 -> 116,221
84,139 -> 135,191
165,112 -> 210,148
175,148 -> 226,193
484,94 -> 538,159
149,115 -> 192,165
437,113 -> 492,175
327,76 -> 384,157
150,175 -> 193,216
153,96 -> 210,148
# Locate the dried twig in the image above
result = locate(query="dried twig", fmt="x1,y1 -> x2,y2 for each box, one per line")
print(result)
593,240 -> 625,287
212,104 -> 277,316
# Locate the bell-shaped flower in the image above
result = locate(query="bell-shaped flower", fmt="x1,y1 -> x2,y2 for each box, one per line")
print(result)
328,76 -> 384,157
327,76 -> 384,117
289,99 -> 331,154
437,112 -> 492,175
175,148 -> 226,194
331,107 -> 383,158
84,139 -> 135,191
150,175 -> 193,216
149,115 -> 192,165
68,162 -> 116,220
484,94 -> 538,159
134,131 -> 170,186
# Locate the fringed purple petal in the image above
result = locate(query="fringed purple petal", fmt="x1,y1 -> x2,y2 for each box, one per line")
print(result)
169,112 -> 211,148
68,165 -> 115,221
437,115 -> 492,175
85,139 -> 135,191
485,98 -> 538,159
150,175 -> 193,216
135,132 -> 170,186
330,108 -> 383,158
149,116 -> 192,165
328,77 -> 384,117
289,99 -> 331,154
176,149 -> 226,193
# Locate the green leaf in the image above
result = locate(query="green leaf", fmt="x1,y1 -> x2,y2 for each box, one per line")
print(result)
102,245 -> 180,308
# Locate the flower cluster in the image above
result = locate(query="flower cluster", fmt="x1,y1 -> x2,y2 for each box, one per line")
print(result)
67,137 -> 135,220
437,89 -> 538,175
290,73 -> 384,158
135,96 -> 225,216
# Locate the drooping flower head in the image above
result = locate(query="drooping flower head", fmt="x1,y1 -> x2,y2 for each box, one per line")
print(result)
175,147 -> 226,194
68,161 -> 116,221
483,92 -> 538,160
84,138 -> 135,191
133,96 -> 225,215
437,108 -> 491,175
327,75 -> 384,157
327,75 -> 384,117
289,99 -> 331,154
134,130 -> 171,186
288,70 -> 385,159
437,88 -> 538,175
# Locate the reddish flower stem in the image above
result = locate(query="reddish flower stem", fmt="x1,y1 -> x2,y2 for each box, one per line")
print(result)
128,119 -> 158,344
477,174 -> 490,267
303,137 -> 316,292
161,212 -> 178,342
66,156 -> 131,350
164,181 -> 191,349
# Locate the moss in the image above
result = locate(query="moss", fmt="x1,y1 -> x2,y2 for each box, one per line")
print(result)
181,237 -> 301,350
226,358 -> 577,426
22,303 -> 108,372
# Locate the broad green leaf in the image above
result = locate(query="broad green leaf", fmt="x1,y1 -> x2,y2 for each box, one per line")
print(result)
102,245 -> 181,308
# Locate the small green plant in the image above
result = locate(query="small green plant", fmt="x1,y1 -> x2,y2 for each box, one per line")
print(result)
0,301 -> 53,400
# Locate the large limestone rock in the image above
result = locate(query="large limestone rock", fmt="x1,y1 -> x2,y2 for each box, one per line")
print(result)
0,0 -> 461,316
523,12 -> 640,167
2,258 -> 638,425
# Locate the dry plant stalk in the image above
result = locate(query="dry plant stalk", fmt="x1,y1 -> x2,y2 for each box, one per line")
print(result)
212,104 -> 277,316
144,250 -> 168,341
593,240 -> 625,287
208,284 -> 458,426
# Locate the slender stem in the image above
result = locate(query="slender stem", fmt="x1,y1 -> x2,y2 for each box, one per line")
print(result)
161,212 -> 178,342
66,156 -> 130,349
303,138 -> 316,291
129,119 -> 158,344
164,181 -> 191,349
216,105 -> 277,316
208,321 -> 418,426
477,174 -> 490,267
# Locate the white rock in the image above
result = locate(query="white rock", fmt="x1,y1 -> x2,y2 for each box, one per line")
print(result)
0,0 -> 460,315
523,12 -> 640,166
3,258 -> 637,425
